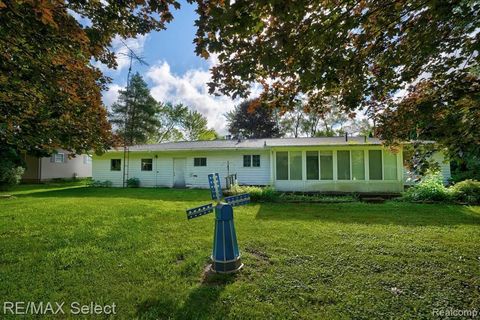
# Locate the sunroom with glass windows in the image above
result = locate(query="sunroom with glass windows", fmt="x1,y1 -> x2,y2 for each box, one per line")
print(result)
272,146 -> 403,193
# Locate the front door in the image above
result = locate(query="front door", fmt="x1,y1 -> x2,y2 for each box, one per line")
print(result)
173,158 -> 186,188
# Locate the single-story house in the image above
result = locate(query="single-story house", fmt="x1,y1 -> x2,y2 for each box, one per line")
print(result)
92,137 -> 451,193
22,150 -> 92,182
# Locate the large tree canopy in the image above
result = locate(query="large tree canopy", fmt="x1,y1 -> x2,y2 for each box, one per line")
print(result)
193,0 -> 479,156
0,0 -> 179,156
226,99 -> 282,139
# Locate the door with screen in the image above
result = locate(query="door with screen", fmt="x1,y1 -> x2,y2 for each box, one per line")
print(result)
173,158 -> 186,188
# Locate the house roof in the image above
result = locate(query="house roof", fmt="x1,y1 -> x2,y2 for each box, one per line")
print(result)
111,136 -> 383,152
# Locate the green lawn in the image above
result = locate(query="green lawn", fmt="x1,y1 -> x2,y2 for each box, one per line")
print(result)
1,184 -> 479,319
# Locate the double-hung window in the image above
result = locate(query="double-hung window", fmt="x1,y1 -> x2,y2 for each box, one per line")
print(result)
141,159 -> 153,171
194,157 -> 207,167
111,159 -> 121,171
54,153 -> 65,163
243,155 -> 260,167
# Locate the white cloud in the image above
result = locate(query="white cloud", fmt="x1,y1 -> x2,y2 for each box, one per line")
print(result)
95,35 -> 148,73
102,83 -> 123,108
146,61 -> 239,135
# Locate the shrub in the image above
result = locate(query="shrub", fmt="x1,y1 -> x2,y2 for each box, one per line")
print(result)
402,171 -> 451,202
127,177 -> 140,188
228,184 -> 278,202
0,146 -> 25,191
0,166 -> 24,191
451,180 -> 480,204
278,193 -> 358,203
89,180 -> 113,187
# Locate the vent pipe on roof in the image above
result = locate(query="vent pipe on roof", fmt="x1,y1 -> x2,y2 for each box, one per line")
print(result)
345,132 -> 348,142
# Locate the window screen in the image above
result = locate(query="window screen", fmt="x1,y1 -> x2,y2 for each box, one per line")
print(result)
369,150 -> 382,180
351,150 -> 365,180
289,151 -> 303,180
337,151 -> 351,180
111,159 -> 121,171
141,159 -> 153,171
243,155 -> 251,167
54,153 -> 65,163
252,155 -> 260,167
383,151 -> 398,180
276,152 -> 288,180
194,157 -> 207,167
306,151 -> 319,180
320,151 -> 333,180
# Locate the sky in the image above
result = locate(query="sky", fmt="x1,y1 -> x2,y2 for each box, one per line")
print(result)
96,1 -> 239,135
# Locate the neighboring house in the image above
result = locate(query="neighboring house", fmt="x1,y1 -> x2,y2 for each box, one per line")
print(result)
22,150 -> 92,182
92,137 -> 451,193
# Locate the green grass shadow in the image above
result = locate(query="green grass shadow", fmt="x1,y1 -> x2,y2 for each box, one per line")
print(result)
255,202 -> 480,227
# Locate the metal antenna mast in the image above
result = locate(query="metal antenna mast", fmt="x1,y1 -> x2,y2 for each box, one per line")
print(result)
118,40 -> 149,188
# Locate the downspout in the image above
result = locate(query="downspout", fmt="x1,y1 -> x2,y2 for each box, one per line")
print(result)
38,157 -> 42,182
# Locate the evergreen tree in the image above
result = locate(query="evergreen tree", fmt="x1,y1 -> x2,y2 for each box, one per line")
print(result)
109,73 -> 160,145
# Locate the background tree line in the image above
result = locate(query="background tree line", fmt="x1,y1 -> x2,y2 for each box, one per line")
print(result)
226,98 -> 372,139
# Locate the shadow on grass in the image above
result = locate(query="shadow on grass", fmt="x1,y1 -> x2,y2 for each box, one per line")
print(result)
12,186 -> 210,202
255,202 -> 480,227
136,268 -> 237,319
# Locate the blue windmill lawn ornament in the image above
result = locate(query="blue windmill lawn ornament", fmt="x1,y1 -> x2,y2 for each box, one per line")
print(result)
186,173 -> 250,273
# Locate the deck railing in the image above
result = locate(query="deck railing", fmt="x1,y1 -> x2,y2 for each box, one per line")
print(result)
225,174 -> 238,189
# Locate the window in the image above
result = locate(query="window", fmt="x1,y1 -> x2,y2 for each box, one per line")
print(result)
252,155 -> 260,167
111,159 -> 121,171
243,155 -> 251,167
351,150 -> 365,180
320,151 -> 333,180
276,152 -> 288,180
289,151 -> 302,180
369,150 -> 382,180
141,159 -> 153,171
337,151 -> 351,180
383,151 -> 398,180
306,151 -> 319,180
83,155 -> 92,165
54,153 -> 65,163
194,157 -> 207,167
244,155 -> 261,167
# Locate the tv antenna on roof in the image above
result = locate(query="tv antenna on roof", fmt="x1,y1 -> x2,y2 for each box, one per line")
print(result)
118,39 -> 149,188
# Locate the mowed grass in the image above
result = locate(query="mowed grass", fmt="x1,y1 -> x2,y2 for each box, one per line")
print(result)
1,184 -> 479,319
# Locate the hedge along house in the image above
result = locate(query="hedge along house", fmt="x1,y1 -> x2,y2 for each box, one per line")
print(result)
92,137 -> 451,193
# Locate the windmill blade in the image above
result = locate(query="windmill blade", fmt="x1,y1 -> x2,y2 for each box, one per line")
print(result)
224,194 -> 250,207
186,203 -> 214,220
208,173 -> 223,201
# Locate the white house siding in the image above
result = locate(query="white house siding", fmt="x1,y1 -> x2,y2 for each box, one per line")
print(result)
432,151 -> 451,184
271,146 -> 404,193
403,150 -> 451,185
40,151 -> 92,180
92,150 -> 271,188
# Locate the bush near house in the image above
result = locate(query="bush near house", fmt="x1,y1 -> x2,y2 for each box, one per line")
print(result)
227,184 -> 358,203
228,184 -> 278,202
0,146 -> 25,191
402,172 -> 451,202
89,180 -> 113,187
450,180 -> 480,204
127,177 -> 140,188
401,171 -> 480,204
